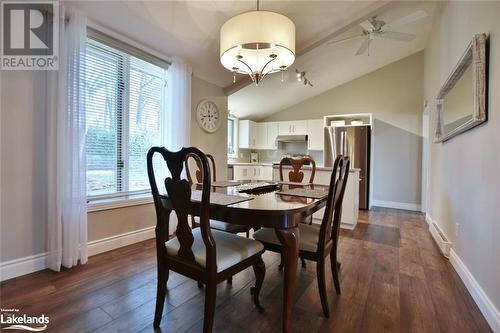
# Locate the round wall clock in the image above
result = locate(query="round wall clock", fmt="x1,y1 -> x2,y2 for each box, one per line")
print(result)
196,99 -> 220,133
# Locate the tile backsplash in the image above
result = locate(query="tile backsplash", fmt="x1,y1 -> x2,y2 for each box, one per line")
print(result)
229,142 -> 323,165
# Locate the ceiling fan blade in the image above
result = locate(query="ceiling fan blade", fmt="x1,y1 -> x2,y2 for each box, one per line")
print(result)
360,20 -> 376,31
382,10 -> 427,31
328,34 -> 365,45
380,31 -> 416,42
355,39 -> 371,56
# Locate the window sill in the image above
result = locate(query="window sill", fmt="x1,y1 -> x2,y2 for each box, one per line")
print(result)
87,193 -> 153,212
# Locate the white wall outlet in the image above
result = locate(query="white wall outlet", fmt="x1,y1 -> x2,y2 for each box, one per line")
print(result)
455,223 -> 460,237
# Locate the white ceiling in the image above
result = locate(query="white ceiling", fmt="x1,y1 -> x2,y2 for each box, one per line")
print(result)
65,0 -> 381,88
66,0 -> 437,120
229,1 -> 438,120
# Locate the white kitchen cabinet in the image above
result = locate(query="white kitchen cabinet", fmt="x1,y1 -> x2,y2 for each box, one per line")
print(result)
311,169 -> 360,230
307,119 -> 324,151
255,122 -> 267,150
273,166 -> 360,230
233,164 -> 274,181
290,120 -> 307,134
278,120 -> 307,135
260,165 -> 273,180
238,120 -> 257,149
265,122 -> 279,149
233,165 -> 253,180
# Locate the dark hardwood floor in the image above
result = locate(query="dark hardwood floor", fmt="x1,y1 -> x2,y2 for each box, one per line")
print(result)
0,208 -> 492,332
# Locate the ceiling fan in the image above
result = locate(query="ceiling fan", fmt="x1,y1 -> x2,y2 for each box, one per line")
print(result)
295,69 -> 313,87
329,10 -> 428,56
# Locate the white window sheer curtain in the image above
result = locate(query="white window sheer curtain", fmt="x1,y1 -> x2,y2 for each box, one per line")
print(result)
46,8 -> 88,271
165,58 -> 192,151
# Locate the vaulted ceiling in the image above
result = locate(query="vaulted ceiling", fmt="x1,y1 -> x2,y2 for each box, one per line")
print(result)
66,1 -> 437,119
65,0 -> 384,87
229,1 -> 438,120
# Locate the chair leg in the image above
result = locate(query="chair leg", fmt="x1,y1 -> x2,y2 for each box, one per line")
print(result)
198,281 -> 204,288
153,268 -> 169,327
251,257 -> 266,313
317,259 -> 329,318
330,252 -> 341,295
278,252 -> 284,271
227,276 -> 233,284
246,229 -> 250,238
203,280 -> 217,333
300,257 -> 307,268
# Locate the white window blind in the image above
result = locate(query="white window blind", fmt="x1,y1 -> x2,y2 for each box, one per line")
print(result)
85,37 -> 168,197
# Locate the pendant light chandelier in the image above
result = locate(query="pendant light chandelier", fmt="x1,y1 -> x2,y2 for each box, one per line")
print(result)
220,0 -> 296,85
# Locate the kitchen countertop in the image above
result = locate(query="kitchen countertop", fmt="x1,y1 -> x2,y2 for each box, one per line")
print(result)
276,164 -> 360,172
227,162 -> 359,173
227,162 -> 274,166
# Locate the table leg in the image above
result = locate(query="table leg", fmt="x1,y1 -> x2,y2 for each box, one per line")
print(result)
275,227 -> 300,333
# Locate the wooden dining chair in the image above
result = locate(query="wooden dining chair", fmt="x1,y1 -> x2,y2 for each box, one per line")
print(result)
253,155 -> 350,318
185,153 -> 252,238
278,156 -> 316,184
147,147 -> 266,332
278,156 -> 317,268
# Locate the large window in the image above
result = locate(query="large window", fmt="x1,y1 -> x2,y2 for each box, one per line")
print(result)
85,36 -> 168,197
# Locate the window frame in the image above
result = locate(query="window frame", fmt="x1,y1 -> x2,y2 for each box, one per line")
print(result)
85,28 -> 170,207
227,115 -> 238,159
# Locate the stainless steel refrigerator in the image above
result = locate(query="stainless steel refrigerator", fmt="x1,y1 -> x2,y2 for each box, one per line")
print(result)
324,125 -> 370,210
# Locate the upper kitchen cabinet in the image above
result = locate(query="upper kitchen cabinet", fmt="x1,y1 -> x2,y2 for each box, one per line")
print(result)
278,120 -> 307,135
265,122 -> 279,149
255,122 -> 267,149
307,119 -> 324,150
239,119 -> 257,149
241,121 -> 278,150
258,122 -> 279,149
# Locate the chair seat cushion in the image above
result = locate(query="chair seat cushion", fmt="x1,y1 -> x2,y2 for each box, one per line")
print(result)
193,216 -> 248,233
253,224 -> 321,252
166,229 -> 264,272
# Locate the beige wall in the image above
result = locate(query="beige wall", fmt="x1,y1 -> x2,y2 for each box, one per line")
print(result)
0,69 -> 227,263
265,52 -> 424,206
424,0 -> 500,316
191,76 -> 228,180
1,71 -> 47,261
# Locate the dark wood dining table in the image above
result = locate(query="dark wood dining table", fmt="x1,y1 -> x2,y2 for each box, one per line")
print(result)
162,181 -> 329,333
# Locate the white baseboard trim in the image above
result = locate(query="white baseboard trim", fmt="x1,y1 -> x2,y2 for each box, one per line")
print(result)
0,226 -> 157,282
313,218 -> 356,230
449,249 -> 500,333
340,222 -> 356,230
371,200 -> 421,211
0,252 -> 48,282
425,213 -> 432,226
87,226 -> 156,256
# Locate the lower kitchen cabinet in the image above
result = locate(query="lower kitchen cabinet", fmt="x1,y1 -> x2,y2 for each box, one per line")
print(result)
232,164 -> 274,181
272,166 -> 360,230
